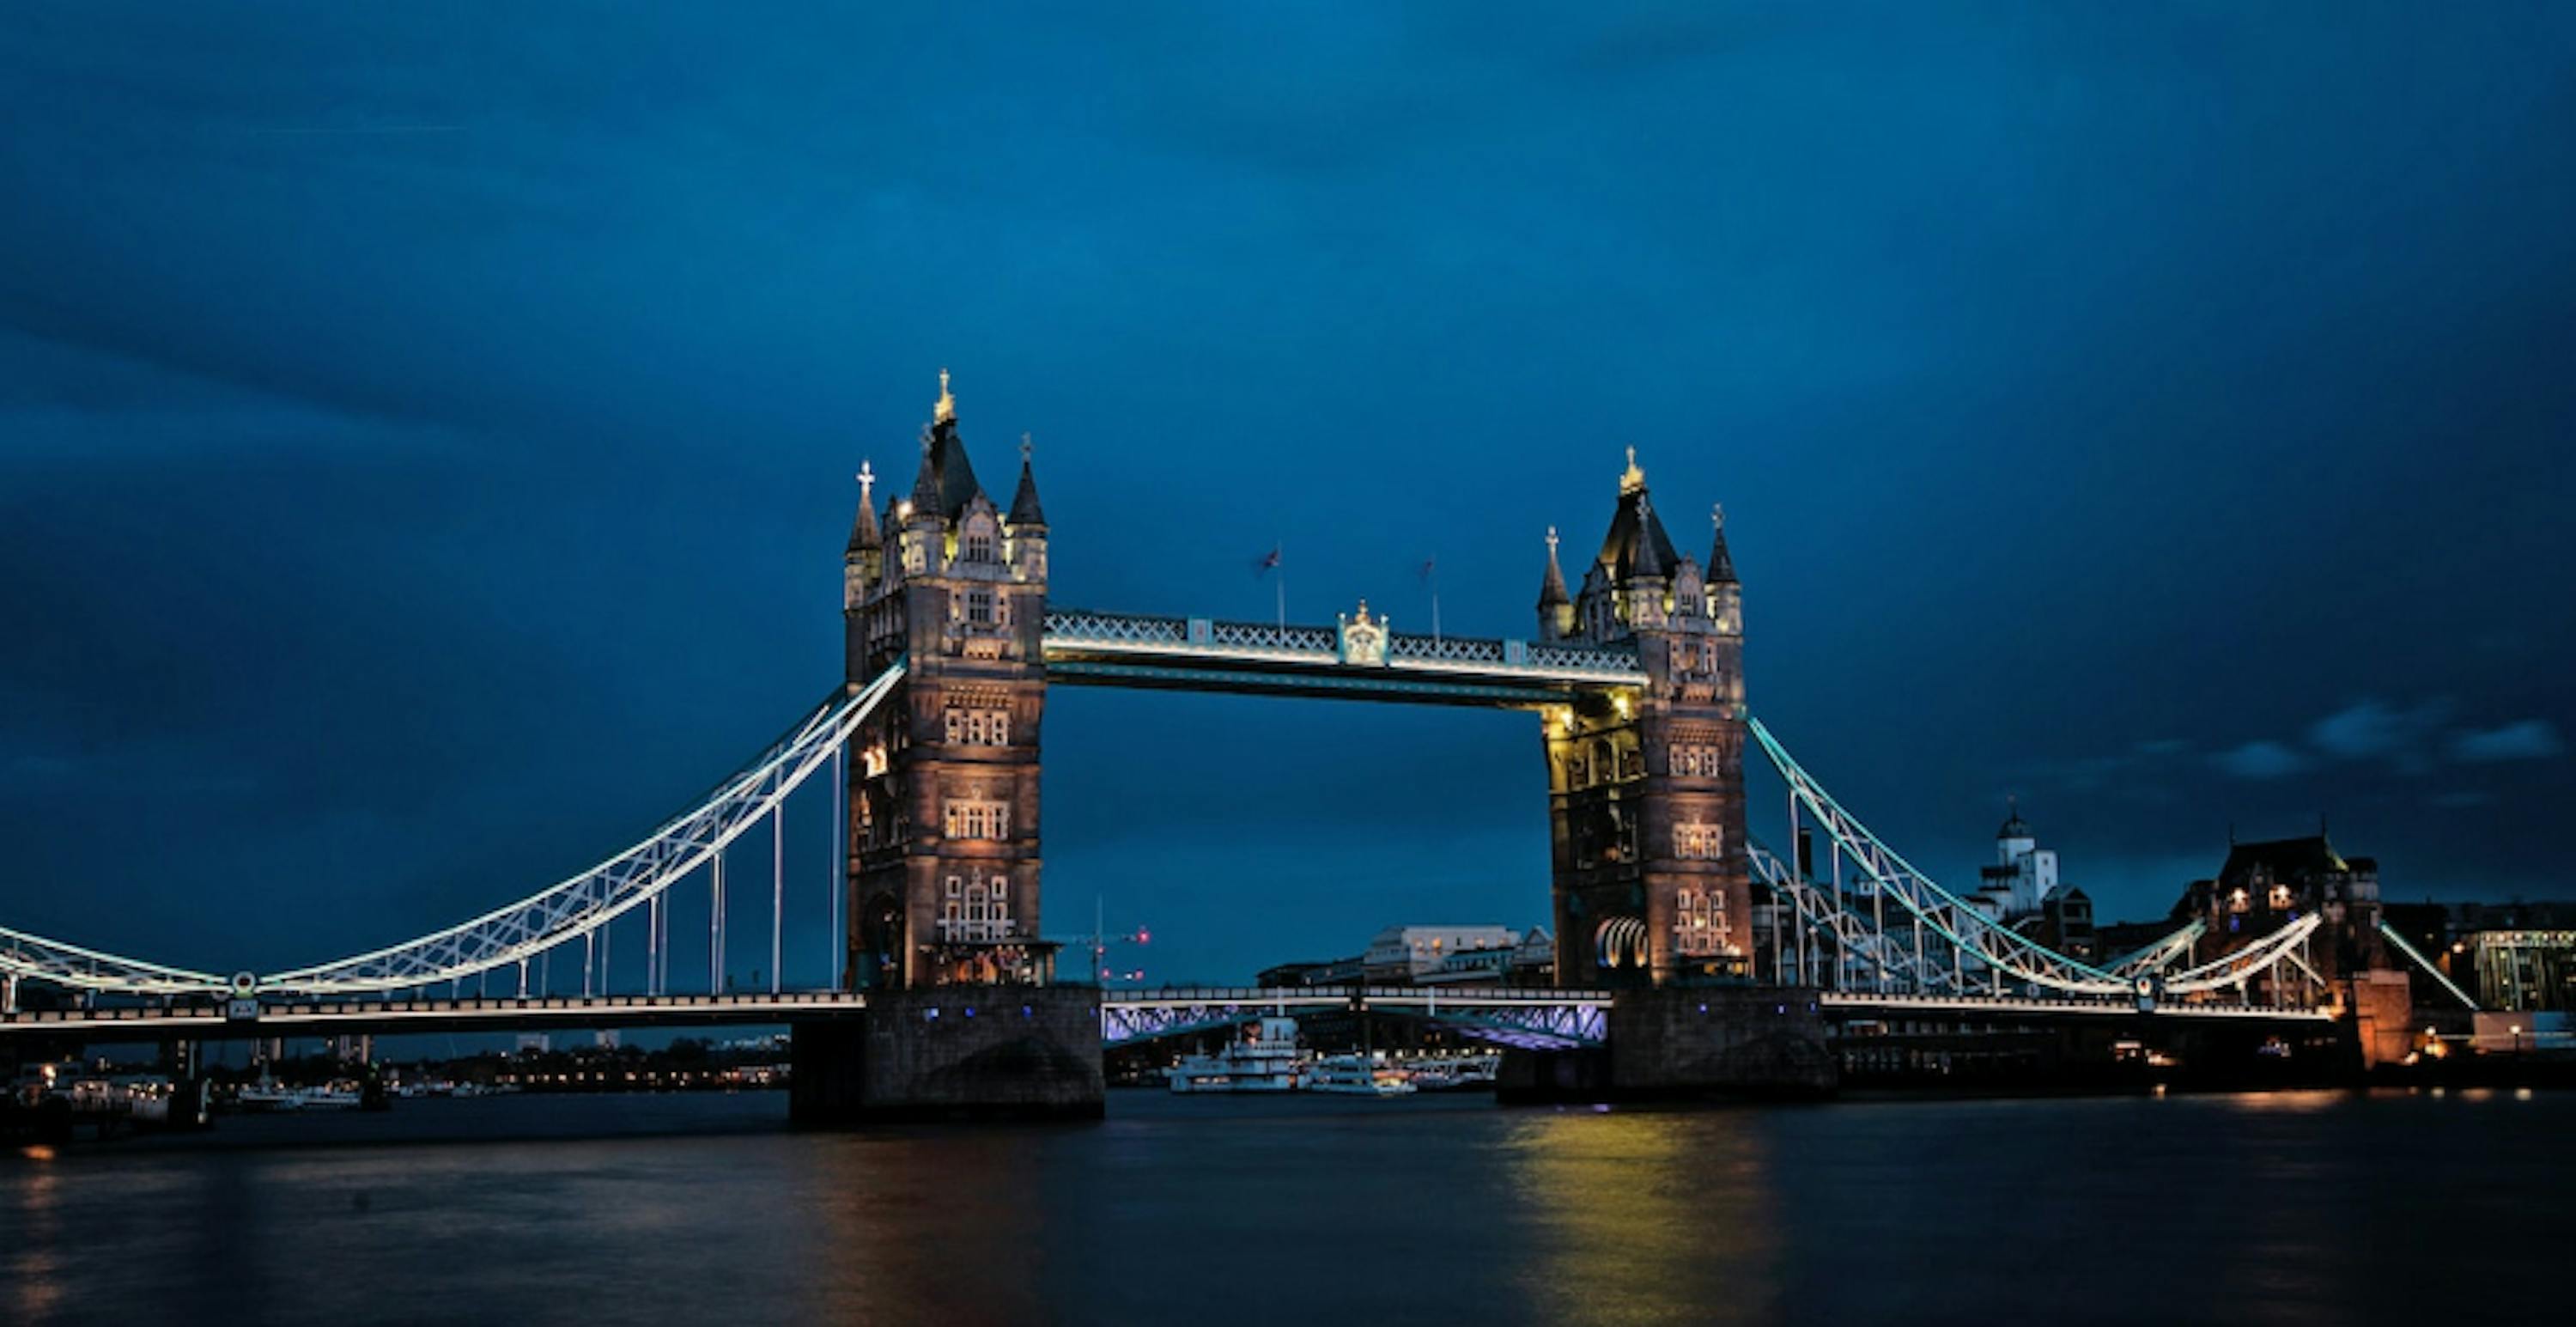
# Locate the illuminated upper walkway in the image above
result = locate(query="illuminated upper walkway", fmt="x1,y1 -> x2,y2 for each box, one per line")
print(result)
1042,608 -> 1645,707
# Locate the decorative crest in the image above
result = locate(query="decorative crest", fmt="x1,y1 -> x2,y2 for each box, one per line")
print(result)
1021,431 -> 1034,463
1337,598 -> 1390,667
1619,446 -> 1647,495
933,367 -> 956,424
1711,502 -> 1725,533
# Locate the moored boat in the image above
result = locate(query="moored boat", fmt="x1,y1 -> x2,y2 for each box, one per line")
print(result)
1168,1016 -> 1307,1093
1301,1053 -> 1415,1096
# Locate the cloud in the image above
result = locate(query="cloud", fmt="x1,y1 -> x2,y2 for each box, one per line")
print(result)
2212,740 -> 2312,780
2308,697 -> 2451,762
2451,720 -> 2565,764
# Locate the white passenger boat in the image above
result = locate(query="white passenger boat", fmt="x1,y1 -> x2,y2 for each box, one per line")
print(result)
1405,1053 -> 1502,1093
299,1084 -> 363,1111
233,1076 -> 304,1112
1301,1053 -> 1416,1096
1168,1016 -> 1307,1093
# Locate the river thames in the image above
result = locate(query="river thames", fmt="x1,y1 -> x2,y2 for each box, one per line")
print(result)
2,1087 -> 2565,1325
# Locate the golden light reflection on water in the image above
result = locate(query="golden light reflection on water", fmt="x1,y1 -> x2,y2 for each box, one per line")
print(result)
2221,1090 -> 2345,1114
9,1144 -> 67,1324
1501,1109 -> 1780,1327
805,1131 -> 1052,1326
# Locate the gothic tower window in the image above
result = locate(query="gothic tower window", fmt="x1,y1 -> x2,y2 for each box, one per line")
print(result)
944,708 -> 1011,746
1674,821 -> 1722,861
942,798 -> 1011,840
1676,887 -> 1728,955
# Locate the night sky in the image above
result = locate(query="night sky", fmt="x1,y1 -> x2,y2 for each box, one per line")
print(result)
4,4 -> 2571,987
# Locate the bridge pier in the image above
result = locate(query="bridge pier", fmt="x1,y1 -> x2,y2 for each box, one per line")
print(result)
1499,985 -> 1835,1103
790,986 -> 1103,1126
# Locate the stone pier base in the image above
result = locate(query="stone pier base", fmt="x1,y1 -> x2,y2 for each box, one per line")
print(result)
790,986 -> 1104,1126
2345,970 -> 2415,1071
1499,985 -> 1837,1104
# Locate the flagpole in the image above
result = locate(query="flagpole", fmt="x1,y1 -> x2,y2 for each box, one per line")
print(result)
1276,545 -> 1285,629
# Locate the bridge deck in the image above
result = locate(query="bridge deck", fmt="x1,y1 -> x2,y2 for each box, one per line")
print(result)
0,991 -> 872,1043
1819,990 -> 2336,1022
1043,610 -> 1645,707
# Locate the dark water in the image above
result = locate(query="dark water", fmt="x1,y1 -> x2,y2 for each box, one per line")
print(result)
3,1087 -> 2567,1326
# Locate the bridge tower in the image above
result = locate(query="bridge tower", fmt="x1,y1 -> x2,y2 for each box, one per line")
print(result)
1537,450 -> 1750,986
842,372 -> 1055,989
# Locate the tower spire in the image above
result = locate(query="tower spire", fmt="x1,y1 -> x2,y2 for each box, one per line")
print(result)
848,460 -> 882,552
1008,431 -> 1048,528
1537,525 -> 1571,606
1707,502 -> 1737,584
933,367 -> 956,425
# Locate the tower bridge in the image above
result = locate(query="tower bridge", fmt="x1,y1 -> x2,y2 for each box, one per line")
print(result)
0,373 -> 2396,1117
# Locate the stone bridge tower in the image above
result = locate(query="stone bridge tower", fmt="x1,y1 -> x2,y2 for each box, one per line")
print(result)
1537,450 -> 1750,986
842,372 -> 1054,989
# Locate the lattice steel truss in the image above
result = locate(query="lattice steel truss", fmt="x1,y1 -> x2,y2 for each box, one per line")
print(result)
0,927 -> 230,998
255,664 -> 907,996
1749,717 -> 2318,1005
1042,608 -> 1645,684
1,664 -> 906,1001
1099,986 -> 1612,1050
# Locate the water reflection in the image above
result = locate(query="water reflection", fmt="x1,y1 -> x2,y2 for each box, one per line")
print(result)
805,1129 -> 1053,1326
2,1090 -> 2571,1326
1504,1109 -> 1779,1327
8,1147 -> 65,1324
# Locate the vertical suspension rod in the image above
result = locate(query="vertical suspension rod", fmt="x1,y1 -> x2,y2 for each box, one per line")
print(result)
771,804 -> 783,995
829,746 -> 844,991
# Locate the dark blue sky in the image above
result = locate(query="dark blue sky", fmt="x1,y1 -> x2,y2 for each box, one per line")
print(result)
4,3 -> 2571,985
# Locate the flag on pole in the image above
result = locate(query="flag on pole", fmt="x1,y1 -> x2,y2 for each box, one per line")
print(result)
1417,557 -> 1436,581
1254,545 -> 1282,576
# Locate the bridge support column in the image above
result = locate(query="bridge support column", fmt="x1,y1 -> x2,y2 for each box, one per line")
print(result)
2345,969 -> 2414,1071
1499,986 -> 1835,1103
790,986 -> 1103,1126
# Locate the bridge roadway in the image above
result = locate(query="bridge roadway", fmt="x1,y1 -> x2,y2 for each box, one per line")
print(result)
0,984 -> 2331,1046
1041,608 -> 1647,707
1818,989 -> 2336,1023
0,991 -> 873,1044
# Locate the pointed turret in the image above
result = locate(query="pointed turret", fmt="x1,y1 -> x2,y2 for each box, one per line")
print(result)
1707,502 -> 1738,584
847,460 -> 883,554
1631,493 -> 1668,581
909,427 -> 945,518
1007,433 -> 1048,529
1536,526 -> 1573,640
1593,447 -> 1683,582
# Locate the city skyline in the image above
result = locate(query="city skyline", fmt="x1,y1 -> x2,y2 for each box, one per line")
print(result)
4,4 -> 2572,986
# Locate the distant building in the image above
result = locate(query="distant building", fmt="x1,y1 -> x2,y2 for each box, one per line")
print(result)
1363,925 -> 1521,983
2384,900 -> 2576,1013
1974,800 -> 2058,919
2460,928 -> 2576,1013
2172,833 -> 2386,982
1254,960 -> 1339,989
1261,924 -> 1554,989
1419,928 -> 1558,986
1966,801 -> 2096,959
2026,886 -> 2097,963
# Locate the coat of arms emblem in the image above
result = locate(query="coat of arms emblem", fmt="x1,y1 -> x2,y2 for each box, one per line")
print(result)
1337,600 -> 1390,666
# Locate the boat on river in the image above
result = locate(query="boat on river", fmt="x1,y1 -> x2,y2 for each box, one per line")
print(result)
1301,1053 -> 1416,1096
1168,1016 -> 1306,1093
